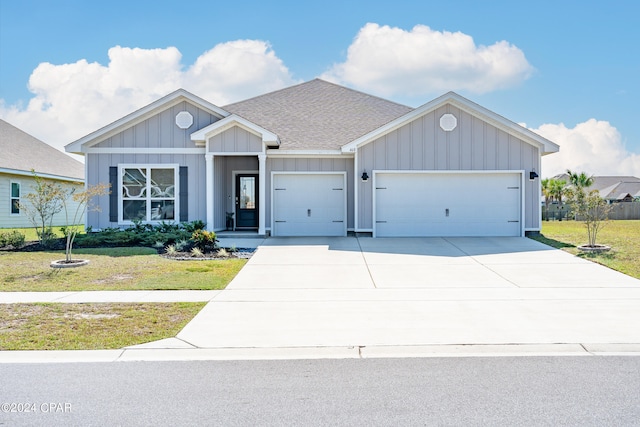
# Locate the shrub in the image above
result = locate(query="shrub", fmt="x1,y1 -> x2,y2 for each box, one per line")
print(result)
0,230 -> 26,248
182,220 -> 206,233
191,229 -> 217,251
37,227 -> 58,248
191,247 -> 203,257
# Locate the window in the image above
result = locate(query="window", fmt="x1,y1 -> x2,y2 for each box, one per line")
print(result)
119,165 -> 178,222
10,182 -> 20,215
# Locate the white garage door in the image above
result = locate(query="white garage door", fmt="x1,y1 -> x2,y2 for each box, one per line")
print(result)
272,173 -> 346,236
375,172 -> 522,237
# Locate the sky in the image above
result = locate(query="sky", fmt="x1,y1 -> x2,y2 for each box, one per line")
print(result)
1,0 -> 639,178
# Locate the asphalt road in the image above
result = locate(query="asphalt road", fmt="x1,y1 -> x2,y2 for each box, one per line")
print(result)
1,357 -> 639,426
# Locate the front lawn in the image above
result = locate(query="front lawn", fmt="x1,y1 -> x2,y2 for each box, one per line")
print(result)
0,302 -> 205,350
530,220 -> 640,279
0,247 -> 246,292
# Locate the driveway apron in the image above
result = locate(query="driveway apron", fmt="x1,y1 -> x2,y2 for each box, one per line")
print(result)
177,237 -> 640,349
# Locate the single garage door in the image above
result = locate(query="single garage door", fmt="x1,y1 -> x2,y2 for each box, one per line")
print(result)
375,172 -> 522,237
272,173 -> 346,236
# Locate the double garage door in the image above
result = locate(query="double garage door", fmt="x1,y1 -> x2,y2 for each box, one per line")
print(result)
272,173 -> 347,236
375,172 -> 523,237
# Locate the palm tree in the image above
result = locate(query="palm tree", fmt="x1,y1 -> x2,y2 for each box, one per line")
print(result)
550,179 -> 567,204
541,178 -> 552,220
549,179 -> 567,220
566,169 -> 594,189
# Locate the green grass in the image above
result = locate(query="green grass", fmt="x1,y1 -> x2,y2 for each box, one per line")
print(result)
0,247 -> 247,291
0,226 -> 76,242
0,302 -> 205,350
530,220 -> 640,279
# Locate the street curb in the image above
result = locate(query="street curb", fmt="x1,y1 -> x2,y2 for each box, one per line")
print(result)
1,343 -> 640,363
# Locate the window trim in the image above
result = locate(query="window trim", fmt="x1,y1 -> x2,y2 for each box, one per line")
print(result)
10,181 -> 20,216
117,164 -> 180,225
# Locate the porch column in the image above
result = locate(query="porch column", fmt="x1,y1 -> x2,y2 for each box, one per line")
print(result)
258,153 -> 266,236
205,153 -> 214,231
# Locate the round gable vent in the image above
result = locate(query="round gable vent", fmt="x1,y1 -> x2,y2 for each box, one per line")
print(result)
175,111 -> 194,129
440,113 -> 457,132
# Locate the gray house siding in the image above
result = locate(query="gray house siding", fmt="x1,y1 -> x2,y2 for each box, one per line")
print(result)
84,100 -> 222,230
266,157 -> 354,230
93,101 -> 219,149
357,104 -> 540,230
208,127 -> 263,153
86,152 -> 206,230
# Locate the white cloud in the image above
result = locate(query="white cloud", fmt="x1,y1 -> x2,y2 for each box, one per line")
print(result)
0,41 -> 297,154
537,119 -> 640,177
321,23 -> 533,98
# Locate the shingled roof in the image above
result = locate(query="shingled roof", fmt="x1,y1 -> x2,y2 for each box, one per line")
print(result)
0,119 -> 84,180
223,79 -> 414,151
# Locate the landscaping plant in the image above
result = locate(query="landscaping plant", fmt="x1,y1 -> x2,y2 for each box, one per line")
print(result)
565,170 -> 611,248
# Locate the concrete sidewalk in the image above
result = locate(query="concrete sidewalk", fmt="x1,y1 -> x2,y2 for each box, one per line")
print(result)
0,290 -> 220,303
2,236 -> 640,363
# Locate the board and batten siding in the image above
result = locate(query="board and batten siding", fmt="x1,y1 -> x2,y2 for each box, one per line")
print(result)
0,173 -> 83,228
357,104 -> 540,231
208,127 -> 263,153
85,153 -> 206,229
92,101 -> 220,149
266,157 -> 354,230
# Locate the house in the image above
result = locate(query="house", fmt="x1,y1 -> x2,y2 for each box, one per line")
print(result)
65,79 -> 559,237
0,119 -> 84,228
553,174 -> 640,203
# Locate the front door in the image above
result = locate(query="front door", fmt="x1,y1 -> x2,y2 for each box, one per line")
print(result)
236,174 -> 258,229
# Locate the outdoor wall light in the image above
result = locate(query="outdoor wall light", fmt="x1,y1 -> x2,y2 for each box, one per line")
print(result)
529,171 -> 539,181
361,171 -> 369,182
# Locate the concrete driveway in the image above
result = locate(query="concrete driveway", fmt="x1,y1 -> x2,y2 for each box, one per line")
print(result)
177,237 -> 640,353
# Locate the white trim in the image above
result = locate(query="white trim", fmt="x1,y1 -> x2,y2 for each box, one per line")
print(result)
66,89 -> 229,153
9,180 -> 20,216
354,152 -> 360,231
372,170 -> 525,238
86,148 -> 206,155
266,150 -> 347,158
205,154 -> 214,232
270,171 -> 348,237
342,92 -> 559,155
525,228 -> 541,232
191,114 -> 279,147
117,164 -> 180,226
0,167 -> 83,183
258,154 -> 267,236
207,152 -> 264,157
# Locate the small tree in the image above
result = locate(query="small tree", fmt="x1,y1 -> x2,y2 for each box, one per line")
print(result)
565,172 -> 611,247
18,171 -> 65,246
59,183 -> 110,262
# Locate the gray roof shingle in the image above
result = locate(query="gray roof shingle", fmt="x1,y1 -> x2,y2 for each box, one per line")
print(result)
223,79 -> 414,150
0,119 -> 84,180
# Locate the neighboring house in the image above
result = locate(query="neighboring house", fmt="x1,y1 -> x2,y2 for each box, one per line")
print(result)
0,119 -> 85,229
553,174 -> 640,203
65,79 -> 559,237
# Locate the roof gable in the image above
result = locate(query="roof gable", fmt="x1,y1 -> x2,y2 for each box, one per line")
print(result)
0,119 -> 84,180
223,79 -> 413,151
190,114 -> 280,148
65,89 -> 229,153
342,92 -> 560,155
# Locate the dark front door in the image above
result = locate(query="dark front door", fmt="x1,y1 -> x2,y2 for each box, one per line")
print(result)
236,174 -> 258,229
